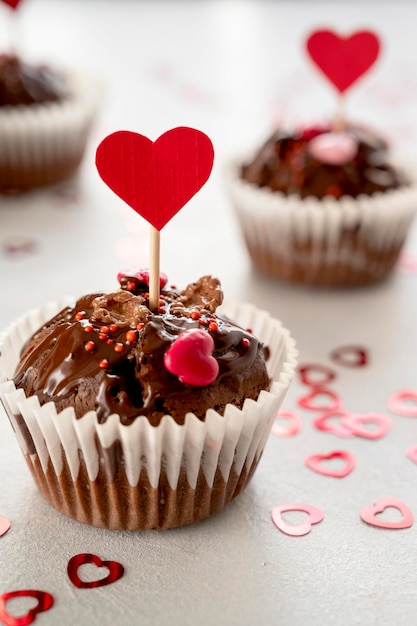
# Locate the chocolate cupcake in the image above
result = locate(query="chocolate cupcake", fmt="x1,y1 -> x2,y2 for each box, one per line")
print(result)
226,124 -> 417,286
0,272 -> 296,530
0,54 -> 99,191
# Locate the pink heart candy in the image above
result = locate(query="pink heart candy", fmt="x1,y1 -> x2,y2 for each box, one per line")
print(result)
298,363 -> 336,387
360,497 -> 413,530
0,516 -> 10,537
406,445 -> 417,464
309,132 -> 358,166
305,450 -> 356,478
297,388 -> 342,412
164,329 -> 219,386
387,390 -> 417,417
271,503 -> 324,536
0,590 -> 54,626
271,410 -> 302,437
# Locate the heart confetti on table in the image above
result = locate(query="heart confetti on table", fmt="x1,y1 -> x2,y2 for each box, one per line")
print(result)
306,29 -> 381,94
313,410 -> 356,438
67,553 -> 125,589
305,450 -> 356,478
329,345 -> 368,368
360,497 -> 414,530
271,410 -> 302,437
298,363 -> 336,387
0,590 -> 54,626
346,413 -> 391,440
406,445 -> 417,465
0,0 -> 22,9
298,388 -> 342,412
164,328 -> 219,386
387,389 -> 417,417
0,515 -> 11,537
271,503 -> 324,536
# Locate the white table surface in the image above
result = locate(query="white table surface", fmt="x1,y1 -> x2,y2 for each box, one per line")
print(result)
1,1 -> 417,625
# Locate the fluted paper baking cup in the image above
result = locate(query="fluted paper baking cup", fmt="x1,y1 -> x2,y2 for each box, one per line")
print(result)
0,297 -> 297,530
0,70 -> 100,191
226,157 -> 417,286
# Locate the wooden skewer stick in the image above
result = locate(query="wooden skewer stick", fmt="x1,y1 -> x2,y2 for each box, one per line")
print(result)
332,96 -> 346,133
149,226 -> 160,311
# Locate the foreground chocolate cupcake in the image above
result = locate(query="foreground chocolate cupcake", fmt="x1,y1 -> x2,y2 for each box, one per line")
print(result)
226,125 -> 417,287
0,54 -> 99,191
0,272 -> 296,530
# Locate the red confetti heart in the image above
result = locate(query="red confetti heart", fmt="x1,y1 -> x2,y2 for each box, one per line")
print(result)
347,412 -> 391,440
298,363 -> 336,387
96,127 -> 214,231
0,515 -> 11,537
305,450 -> 355,478
387,389 -> 417,417
360,497 -> 413,529
0,590 -> 54,626
67,554 -> 125,589
297,388 -> 342,412
313,410 -> 356,438
0,0 -> 22,9
406,445 -> 417,465
306,29 -> 380,94
271,410 -> 302,437
164,328 -> 219,386
330,345 -> 368,368
271,503 -> 324,536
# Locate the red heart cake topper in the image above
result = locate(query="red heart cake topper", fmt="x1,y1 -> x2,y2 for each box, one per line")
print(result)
96,127 -> 214,231
1,0 -> 22,9
306,29 -> 381,94
0,590 -> 54,626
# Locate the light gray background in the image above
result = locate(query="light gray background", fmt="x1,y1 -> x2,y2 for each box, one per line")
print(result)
1,1 -> 417,625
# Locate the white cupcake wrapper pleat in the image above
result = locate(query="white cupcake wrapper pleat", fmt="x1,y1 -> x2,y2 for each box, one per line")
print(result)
0,297 -> 297,491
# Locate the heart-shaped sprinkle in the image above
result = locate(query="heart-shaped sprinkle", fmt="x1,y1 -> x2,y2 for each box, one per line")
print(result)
360,497 -> 413,529
164,329 -> 219,386
406,445 -> 417,465
306,29 -> 381,94
387,390 -> 417,417
117,268 -> 168,290
298,363 -> 336,387
313,410 -> 356,438
1,0 -> 22,9
347,412 -> 391,440
271,503 -> 324,536
96,127 -> 214,231
305,450 -> 355,478
67,554 -> 125,589
330,345 -> 368,368
309,132 -> 358,165
297,388 -> 342,412
0,516 -> 11,537
271,410 -> 302,437
0,590 -> 54,626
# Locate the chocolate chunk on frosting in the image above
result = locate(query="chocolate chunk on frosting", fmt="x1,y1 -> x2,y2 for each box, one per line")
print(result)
0,54 -> 67,107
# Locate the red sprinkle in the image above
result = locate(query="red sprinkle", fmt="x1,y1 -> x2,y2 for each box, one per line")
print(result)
246,327 -> 253,333
190,311 -> 201,320
99,359 -> 109,369
199,319 -> 208,326
326,184 -> 342,198
98,333 -> 107,341
114,343 -> 124,352
84,341 -> 95,352
109,324 -> 118,333
208,322 -> 218,332
84,325 -> 94,333
126,330 -> 137,343
157,307 -> 166,313
75,311 -> 86,321
106,339 -> 114,345
136,322 -> 145,331
127,281 -> 136,291
100,326 -> 110,334
242,338 -> 250,348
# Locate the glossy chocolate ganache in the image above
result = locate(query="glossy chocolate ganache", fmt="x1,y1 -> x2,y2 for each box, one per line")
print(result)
241,125 -> 408,199
0,54 -> 66,107
14,274 -> 270,426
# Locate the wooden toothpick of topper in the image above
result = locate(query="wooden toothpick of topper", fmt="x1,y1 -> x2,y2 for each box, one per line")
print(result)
95,127 -> 214,310
306,29 -> 381,131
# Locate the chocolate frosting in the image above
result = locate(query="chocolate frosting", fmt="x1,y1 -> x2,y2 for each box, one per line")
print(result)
13,276 -> 269,426
241,125 -> 408,199
0,54 -> 66,107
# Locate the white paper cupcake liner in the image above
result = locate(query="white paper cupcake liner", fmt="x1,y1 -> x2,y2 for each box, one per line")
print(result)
225,155 -> 417,285
0,70 -> 100,190
0,297 -> 297,528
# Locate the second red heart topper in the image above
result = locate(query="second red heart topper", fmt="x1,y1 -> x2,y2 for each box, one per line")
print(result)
1,0 -> 22,8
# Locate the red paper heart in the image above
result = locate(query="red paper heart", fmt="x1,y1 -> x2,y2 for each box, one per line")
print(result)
313,410 -> 356,438
360,497 -> 413,529
347,412 -> 391,440
298,363 -> 336,387
164,329 -> 219,386
67,554 -> 125,589
306,29 -> 380,94
271,410 -> 302,437
1,0 -> 22,9
271,503 -> 324,536
330,345 -> 368,368
387,389 -> 417,417
96,127 -> 214,231
0,590 -> 54,626
305,450 -> 355,478
0,515 -> 11,537
297,388 -> 342,412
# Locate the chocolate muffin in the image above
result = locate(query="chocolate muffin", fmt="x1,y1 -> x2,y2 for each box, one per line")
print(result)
227,125 -> 417,287
0,54 -> 99,191
0,272 -> 297,530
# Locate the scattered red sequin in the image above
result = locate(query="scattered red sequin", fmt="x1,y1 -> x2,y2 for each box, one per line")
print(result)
406,445 -> 417,465
271,503 -> 324,536
360,497 -> 413,529
67,553 -> 125,589
271,410 -> 302,437
387,389 -> 417,417
0,590 -> 54,626
298,388 -> 342,412
0,516 -> 11,537
305,450 -> 356,478
330,345 -> 368,368
299,363 -> 336,387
